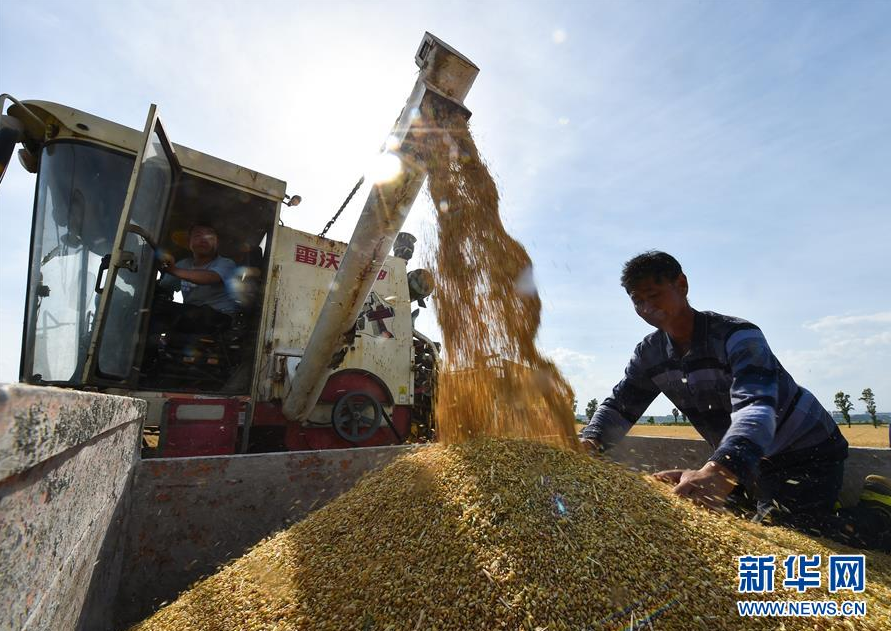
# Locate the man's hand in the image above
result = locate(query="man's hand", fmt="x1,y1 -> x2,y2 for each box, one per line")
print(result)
671,461 -> 738,511
579,437 -> 602,456
652,469 -> 685,485
158,252 -> 175,270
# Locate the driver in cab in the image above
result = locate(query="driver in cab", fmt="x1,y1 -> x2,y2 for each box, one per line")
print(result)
155,221 -> 238,331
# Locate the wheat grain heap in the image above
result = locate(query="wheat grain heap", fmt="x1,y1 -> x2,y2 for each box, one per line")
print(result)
134,105 -> 891,630
134,439 -> 891,631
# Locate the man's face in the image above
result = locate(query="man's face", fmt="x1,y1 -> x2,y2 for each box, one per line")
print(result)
628,274 -> 689,330
189,226 -> 218,257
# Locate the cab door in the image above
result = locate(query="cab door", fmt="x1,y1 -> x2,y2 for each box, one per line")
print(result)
82,105 -> 179,385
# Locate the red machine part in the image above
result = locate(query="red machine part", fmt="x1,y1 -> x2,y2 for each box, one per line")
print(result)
159,398 -> 241,457
253,370 -> 411,450
319,370 -> 392,405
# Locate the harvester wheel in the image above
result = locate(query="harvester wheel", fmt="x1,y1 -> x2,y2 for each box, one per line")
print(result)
332,391 -> 383,443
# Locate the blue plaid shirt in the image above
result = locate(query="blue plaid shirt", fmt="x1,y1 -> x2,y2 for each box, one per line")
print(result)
581,310 -> 840,481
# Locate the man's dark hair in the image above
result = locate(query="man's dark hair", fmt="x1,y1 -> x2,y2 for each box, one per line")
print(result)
620,251 -> 683,292
188,221 -> 218,237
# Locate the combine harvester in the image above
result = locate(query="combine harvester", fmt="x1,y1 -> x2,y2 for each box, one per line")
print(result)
1,31 -> 888,631
0,32 -> 476,630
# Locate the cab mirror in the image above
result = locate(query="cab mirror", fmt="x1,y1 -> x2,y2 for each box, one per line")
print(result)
0,114 -> 25,186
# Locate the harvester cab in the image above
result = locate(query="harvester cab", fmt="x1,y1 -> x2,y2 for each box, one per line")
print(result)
2,100 -> 278,389
1,96 -> 282,427
0,32 -> 477,457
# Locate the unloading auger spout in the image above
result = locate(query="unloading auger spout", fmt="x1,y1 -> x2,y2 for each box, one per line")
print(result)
281,32 -> 479,422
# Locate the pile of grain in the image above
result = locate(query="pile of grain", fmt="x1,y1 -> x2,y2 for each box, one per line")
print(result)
419,97 -> 578,451
133,438 -> 891,630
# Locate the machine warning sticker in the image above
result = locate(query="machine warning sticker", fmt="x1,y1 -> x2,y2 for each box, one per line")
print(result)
295,245 -> 388,280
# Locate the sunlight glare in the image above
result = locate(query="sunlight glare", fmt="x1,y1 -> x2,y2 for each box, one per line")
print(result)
368,151 -> 403,183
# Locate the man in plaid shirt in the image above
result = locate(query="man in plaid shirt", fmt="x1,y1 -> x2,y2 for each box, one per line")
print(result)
580,251 -> 890,551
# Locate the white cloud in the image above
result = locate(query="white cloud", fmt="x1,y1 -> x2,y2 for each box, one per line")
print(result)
804,311 -> 891,333
780,312 -> 891,412
546,347 -> 613,409
549,346 -> 597,373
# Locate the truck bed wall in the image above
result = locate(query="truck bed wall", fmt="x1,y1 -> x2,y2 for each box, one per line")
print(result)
0,384 -> 145,631
608,435 -> 891,506
112,444 -> 415,628
0,384 -> 414,630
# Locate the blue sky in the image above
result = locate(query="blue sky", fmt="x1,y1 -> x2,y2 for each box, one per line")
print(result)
1,0 -> 889,416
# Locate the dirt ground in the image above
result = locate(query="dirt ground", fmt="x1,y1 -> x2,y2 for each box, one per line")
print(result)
623,423 -> 890,448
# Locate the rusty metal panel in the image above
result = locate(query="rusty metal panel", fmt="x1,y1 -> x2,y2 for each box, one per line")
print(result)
0,384 -> 145,480
0,385 -> 144,631
113,444 -> 417,627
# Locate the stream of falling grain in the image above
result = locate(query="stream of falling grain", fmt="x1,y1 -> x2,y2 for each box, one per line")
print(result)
419,97 -> 579,451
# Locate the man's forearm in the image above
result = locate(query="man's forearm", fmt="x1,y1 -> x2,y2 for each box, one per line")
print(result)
709,435 -> 763,484
711,403 -> 776,483
168,267 -> 222,285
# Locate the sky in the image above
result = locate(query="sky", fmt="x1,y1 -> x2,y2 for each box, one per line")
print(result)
1,0 -> 890,417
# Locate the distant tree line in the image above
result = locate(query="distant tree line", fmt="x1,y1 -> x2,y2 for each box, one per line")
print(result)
578,389 -> 883,429
834,388 -> 882,428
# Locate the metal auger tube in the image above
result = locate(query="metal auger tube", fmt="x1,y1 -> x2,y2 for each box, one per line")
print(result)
281,32 -> 479,422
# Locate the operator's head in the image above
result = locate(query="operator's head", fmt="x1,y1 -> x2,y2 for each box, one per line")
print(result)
188,222 -> 219,258
621,251 -> 689,330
